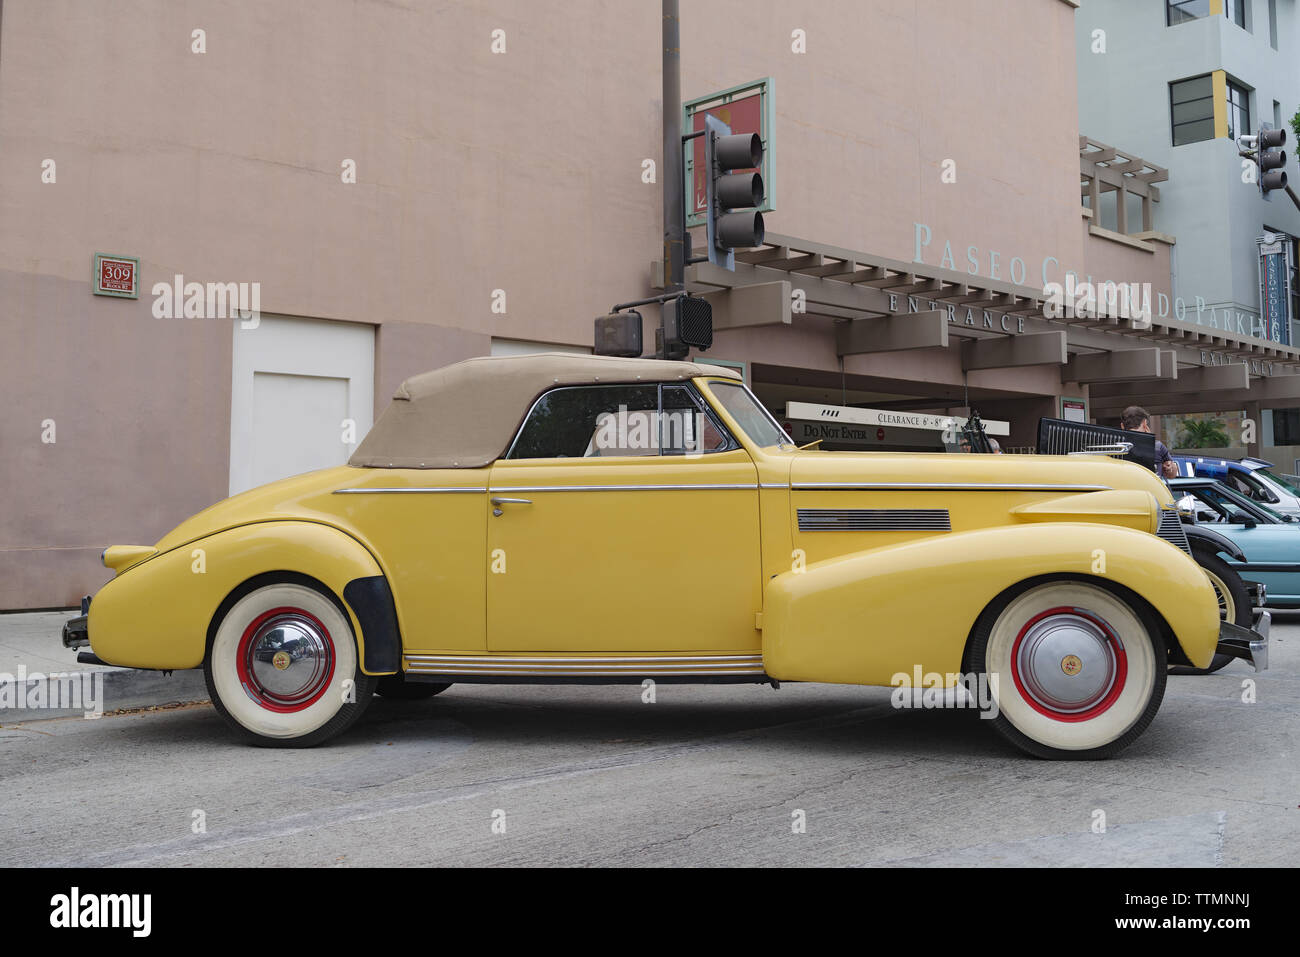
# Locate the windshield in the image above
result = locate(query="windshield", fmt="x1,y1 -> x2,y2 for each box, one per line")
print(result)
1175,482 -> 1282,524
705,380 -> 793,449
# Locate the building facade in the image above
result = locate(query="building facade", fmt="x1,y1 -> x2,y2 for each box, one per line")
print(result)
3,0 -> 1299,609
1076,0 -> 1300,458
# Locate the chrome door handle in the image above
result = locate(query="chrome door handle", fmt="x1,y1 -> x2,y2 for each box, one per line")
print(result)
491,497 -> 532,516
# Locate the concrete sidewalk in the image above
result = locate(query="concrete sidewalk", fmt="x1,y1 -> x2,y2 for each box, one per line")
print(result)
0,610 -> 208,721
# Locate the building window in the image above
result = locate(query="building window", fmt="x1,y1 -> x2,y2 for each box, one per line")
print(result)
1170,75 -> 1215,146
1273,408 -> 1300,445
1167,0 -> 1209,25
1226,79 -> 1250,140
1167,0 -> 1246,27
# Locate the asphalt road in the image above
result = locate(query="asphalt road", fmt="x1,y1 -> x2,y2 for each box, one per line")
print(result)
2,616 -> 1297,867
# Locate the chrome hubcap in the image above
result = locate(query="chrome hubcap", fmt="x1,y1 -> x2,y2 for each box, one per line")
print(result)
1014,609 -> 1120,714
245,613 -> 334,707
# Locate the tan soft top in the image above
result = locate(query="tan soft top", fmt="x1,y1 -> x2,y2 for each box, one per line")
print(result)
349,353 -> 742,469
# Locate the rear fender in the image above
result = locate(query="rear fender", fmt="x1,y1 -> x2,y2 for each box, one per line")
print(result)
88,521 -> 397,673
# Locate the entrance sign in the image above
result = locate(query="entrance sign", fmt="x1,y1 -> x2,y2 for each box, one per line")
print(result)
1258,232 -> 1292,345
684,78 -> 774,228
93,253 -> 139,299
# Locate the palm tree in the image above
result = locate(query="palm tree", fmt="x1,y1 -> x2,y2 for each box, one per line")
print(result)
1178,418 -> 1230,449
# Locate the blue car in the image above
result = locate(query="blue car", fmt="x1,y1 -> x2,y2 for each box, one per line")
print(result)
1170,476 -> 1300,608
1172,455 -> 1300,520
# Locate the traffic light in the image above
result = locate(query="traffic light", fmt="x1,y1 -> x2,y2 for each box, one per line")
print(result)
593,310 -> 643,357
1259,126 -> 1287,194
659,294 -> 713,360
703,113 -> 765,270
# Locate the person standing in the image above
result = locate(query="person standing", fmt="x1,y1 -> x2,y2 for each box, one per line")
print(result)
1120,405 -> 1178,478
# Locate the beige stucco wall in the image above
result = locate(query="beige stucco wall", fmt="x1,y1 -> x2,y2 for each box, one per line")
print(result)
1,0 -> 1085,607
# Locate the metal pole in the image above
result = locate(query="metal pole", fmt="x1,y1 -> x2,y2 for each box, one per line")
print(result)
661,0 -> 684,358
1286,184 -> 1300,216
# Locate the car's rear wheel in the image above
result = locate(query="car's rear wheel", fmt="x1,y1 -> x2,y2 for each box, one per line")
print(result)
970,579 -> 1165,760
204,581 -> 376,747
375,675 -> 451,700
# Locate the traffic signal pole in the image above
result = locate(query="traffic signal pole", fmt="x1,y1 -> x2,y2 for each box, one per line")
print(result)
662,0 -> 685,357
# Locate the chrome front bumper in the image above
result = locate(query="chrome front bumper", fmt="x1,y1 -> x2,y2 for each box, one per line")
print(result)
1217,612 -> 1270,672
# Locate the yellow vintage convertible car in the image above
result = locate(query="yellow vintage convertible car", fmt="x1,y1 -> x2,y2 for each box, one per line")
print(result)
62,354 -> 1265,758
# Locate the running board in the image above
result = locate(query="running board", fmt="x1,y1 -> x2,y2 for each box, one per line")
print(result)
403,653 -> 767,680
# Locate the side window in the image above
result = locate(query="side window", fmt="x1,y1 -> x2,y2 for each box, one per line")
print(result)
1242,474 -> 1279,503
661,385 -> 730,455
506,384 -> 733,459
508,385 -> 659,459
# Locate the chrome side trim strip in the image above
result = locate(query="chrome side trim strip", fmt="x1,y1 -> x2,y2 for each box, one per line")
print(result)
487,484 -> 758,493
797,508 -> 952,531
334,487 -> 487,494
405,654 -> 763,664
791,483 -> 1113,492
403,653 -> 766,677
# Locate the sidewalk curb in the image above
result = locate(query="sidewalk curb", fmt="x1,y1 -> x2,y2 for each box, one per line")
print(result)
0,667 -> 208,722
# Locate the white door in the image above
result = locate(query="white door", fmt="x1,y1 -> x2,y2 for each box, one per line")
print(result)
229,316 -> 374,495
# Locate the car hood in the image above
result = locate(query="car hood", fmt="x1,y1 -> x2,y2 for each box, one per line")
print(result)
789,450 -> 1173,504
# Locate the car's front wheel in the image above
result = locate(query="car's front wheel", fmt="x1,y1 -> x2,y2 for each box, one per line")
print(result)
970,579 -> 1165,760
204,581 -> 376,747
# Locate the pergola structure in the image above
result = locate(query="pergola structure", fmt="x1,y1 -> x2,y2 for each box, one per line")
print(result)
1079,135 -> 1168,237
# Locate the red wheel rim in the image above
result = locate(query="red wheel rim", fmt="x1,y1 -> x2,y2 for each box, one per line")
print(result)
235,606 -> 336,713
1009,605 -> 1128,722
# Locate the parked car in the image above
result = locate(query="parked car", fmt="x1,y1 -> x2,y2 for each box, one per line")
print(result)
1171,475 -> 1300,609
62,354 -> 1267,759
1172,455 -> 1300,519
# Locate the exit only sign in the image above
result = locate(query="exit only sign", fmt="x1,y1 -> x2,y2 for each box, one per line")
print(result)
93,253 -> 139,299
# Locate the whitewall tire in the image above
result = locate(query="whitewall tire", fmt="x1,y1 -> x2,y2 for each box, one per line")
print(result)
971,580 -> 1165,760
204,581 -> 376,747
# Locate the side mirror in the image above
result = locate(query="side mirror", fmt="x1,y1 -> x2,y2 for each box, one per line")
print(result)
1242,516 -> 1258,529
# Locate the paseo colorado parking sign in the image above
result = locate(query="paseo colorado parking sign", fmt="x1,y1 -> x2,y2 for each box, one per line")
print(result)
93,253 -> 139,299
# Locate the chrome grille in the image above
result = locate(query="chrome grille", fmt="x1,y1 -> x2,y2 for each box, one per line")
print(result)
1156,507 -> 1191,554
797,508 -> 952,532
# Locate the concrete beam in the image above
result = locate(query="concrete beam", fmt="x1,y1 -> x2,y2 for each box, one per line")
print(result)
1062,347 -> 1167,383
962,331 -> 1067,371
836,311 -> 949,356
1090,362 -> 1251,399
701,281 -> 791,330
1092,370 -> 1300,415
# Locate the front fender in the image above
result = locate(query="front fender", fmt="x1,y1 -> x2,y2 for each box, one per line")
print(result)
88,521 -> 390,672
1184,523 -> 1248,562
763,523 -> 1220,684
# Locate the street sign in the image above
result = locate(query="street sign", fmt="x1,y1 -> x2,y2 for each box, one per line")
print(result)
93,253 -> 139,299
1258,234 -> 1292,344
684,78 -> 774,228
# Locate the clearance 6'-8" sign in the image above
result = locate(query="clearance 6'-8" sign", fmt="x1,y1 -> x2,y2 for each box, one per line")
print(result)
93,253 -> 139,299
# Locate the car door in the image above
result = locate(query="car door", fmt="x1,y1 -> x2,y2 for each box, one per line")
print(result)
485,382 -> 762,653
